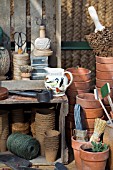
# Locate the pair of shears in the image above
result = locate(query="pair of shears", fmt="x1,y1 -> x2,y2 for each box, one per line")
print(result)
14,32 -> 26,54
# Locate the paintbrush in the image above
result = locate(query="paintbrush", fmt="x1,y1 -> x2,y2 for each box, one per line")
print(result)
100,83 -> 113,112
86,6 -> 113,57
94,88 -> 112,124
90,118 -> 107,142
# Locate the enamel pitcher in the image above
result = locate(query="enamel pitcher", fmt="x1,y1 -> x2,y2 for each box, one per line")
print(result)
44,67 -> 73,96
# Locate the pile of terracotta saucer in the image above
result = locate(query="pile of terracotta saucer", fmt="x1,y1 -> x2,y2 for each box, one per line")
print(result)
65,67 -> 91,145
0,87 -> 9,100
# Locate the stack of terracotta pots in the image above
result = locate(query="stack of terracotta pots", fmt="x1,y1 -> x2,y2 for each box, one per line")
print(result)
65,67 -> 91,145
76,93 -> 104,139
96,56 -> 113,118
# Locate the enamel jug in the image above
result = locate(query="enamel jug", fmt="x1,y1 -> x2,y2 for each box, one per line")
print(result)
44,67 -> 73,96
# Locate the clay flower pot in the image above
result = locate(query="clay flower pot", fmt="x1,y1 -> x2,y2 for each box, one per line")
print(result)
96,78 -> 112,88
71,136 -> 87,170
96,56 -> 113,64
67,67 -> 91,82
80,143 -> 109,170
96,70 -> 113,80
21,72 -> 31,80
82,107 -> 104,119
68,80 -> 91,90
96,62 -> 113,71
76,93 -> 101,109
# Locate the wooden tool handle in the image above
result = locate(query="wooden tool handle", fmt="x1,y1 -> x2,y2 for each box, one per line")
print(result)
88,6 -> 105,33
39,25 -> 46,38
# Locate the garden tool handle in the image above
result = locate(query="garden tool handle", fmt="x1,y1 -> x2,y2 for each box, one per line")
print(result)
88,6 -> 105,33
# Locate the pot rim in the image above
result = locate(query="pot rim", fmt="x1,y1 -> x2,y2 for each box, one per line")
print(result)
76,93 -> 96,102
67,67 -> 91,75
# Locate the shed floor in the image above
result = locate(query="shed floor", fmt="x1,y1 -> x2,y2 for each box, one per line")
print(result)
0,161 -> 77,170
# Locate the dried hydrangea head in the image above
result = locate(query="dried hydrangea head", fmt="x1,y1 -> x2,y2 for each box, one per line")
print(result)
20,65 -> 33,73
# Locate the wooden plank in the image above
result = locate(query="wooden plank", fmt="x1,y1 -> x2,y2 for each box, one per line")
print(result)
0,0 -> 10,48
45,0 -> 56,67
30,0 -> 42,44
0,80 -> 45,90
56,0 -> 61,68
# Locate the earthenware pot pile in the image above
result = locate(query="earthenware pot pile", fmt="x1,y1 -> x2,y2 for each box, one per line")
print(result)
96,56 -> 113,118
65,67 -> 91,146
76,93 -> 104,139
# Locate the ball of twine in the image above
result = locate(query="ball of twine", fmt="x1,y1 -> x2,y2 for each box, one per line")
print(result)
7,133 -> 40,160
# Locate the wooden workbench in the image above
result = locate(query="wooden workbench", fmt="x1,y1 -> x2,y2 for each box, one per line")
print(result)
0,84 -> 69,165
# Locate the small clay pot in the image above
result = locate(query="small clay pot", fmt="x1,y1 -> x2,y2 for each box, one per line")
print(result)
21,72 -> 31,80
76,93 -> 101,109
96,62 -> 113,71
96,78 -> 112,88
84,115 -> 105,129
96,70 -> 113,80
96,56 -> 113,64
80,143 -> 109,170
67,67 -> 91,82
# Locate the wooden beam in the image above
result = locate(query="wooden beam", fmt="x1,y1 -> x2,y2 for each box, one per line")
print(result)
56,0 -> 61,68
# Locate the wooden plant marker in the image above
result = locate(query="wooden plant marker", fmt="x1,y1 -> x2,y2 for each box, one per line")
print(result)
100,83 -> 113,112
94,88 -> 113,124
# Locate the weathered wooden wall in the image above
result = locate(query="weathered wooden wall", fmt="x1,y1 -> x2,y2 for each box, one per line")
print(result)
0,0 -> 60,68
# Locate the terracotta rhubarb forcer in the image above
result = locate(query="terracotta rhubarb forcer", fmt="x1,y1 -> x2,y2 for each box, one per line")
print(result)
103,120 -> 113,170
96,56 -> 113,64
71,136 -> 87,170
80,143 -> 109,170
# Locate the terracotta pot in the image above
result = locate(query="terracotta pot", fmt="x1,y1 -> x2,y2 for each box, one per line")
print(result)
68,80 -> 91,90
96,62 -> 113,71
82,107 -> 104,119
71,136 -> 87,170
96,56 -> 113,64
96,78 -> 112,88
103,120 -> 113,170
96,70 -> 113,80
80,143 -> 109,170
67,67 -> 91,82
84,115 -> 105,129
76,93 -> 101,109
66,88 -> 90,97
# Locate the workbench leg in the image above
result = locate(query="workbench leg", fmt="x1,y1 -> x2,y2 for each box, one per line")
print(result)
59,101 -> 68,164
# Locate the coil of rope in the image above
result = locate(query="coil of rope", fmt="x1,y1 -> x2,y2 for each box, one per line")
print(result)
7,133 -> 40,160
